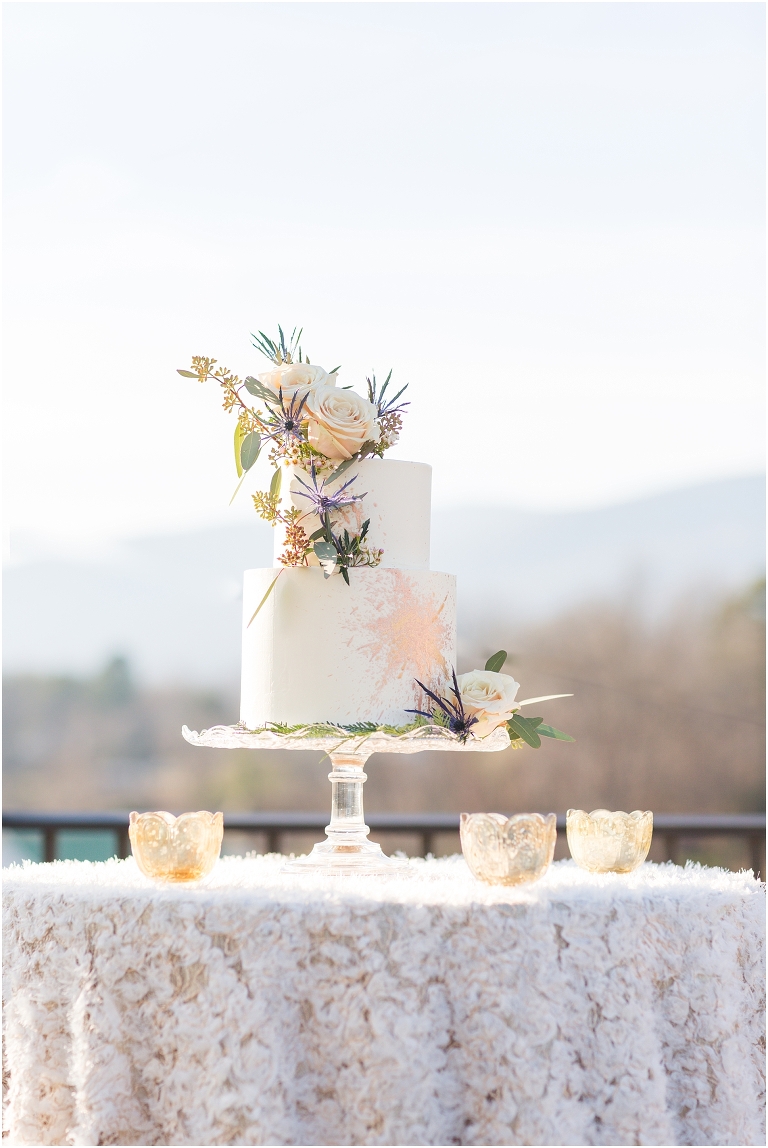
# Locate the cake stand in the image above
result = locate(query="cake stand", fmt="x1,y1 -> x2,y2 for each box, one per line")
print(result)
181,723 -> 511,875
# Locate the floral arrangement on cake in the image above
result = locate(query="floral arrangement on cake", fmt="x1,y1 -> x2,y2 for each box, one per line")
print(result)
408,650 -> 573,746
179,326 -> 407,590
240,651 -> 573,748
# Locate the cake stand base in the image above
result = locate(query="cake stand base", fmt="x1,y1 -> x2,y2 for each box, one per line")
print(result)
282,752 -> 408,876
181,722 -> 511,877
283,838 -> 408,876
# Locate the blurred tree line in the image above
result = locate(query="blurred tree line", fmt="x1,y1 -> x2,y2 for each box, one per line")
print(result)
4,580 -> 764,822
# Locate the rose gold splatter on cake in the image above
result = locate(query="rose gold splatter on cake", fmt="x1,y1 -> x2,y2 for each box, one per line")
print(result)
356,570 -> 453,699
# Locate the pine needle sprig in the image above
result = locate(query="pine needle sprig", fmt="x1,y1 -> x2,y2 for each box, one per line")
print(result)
367,370 -> 409,418
251,325 -> 306,365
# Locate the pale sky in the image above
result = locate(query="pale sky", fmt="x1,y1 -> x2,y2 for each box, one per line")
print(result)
3,2 -> 765,555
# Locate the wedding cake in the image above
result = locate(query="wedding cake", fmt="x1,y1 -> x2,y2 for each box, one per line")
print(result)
180,326 -> 572,749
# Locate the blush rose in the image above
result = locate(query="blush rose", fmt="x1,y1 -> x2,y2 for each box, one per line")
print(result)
455,669 -> 521,738
305,385 -> 378,460
257,363 -> 332,402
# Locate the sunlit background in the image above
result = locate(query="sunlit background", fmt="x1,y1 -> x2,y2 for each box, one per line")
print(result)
3,3 -> 764,865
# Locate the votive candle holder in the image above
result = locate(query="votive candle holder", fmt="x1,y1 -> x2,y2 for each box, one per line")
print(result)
566,808 -> 653,874
129,810 -> 223,883
460,811 -> 557,886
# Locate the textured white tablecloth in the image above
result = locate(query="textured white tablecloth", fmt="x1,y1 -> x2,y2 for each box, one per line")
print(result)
2,855 -> 764,1147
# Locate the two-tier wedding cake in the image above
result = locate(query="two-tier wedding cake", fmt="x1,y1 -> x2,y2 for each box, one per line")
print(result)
180,325 -> 572,751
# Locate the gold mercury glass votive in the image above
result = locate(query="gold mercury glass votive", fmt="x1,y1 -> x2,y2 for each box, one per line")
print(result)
460,812 -> 557,886
566,808 -> 653,874
129,811 -> 223,883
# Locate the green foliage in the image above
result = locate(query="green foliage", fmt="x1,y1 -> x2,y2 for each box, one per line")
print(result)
246,571 -> 282,628
240,432 -> 261,472
178,328 -> 414,587
507,713 -> 574,747
537,724 -> 575,742
252,490 -> 280,523
366,369 -> 408,416
245,713 -> 440,741
243,377 -> 278,402
312,539 -> 338,579
507,713 -> 542,748
484,650 -> 508,673
251,326 -> 305,365
312,520 -> 383,584
234,422 -> 245,477
327,457 -> 357,484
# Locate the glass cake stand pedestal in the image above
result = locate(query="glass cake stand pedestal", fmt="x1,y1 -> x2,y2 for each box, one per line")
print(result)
181,724 -> 511,875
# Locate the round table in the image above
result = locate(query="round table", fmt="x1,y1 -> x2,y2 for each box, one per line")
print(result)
3,855 -> 764,1147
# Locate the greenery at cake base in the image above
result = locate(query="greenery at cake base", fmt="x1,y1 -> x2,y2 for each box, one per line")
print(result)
237,715 -> 445,741
235,713 -> 547,751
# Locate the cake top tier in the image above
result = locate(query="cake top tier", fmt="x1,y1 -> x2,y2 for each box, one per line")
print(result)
273,459 -> 432,571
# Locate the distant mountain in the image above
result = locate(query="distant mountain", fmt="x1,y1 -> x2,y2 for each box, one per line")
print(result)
3,475 -> 763,685
434,474 -> 766,625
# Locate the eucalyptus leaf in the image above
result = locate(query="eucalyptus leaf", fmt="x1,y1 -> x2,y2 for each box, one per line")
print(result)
537,724 -> 575,742
229,470 -> 249,506
269,467 -> 282,501
328,457 -> 357,484
246,571 -> 282,628
308,527 -> 327,542
244,377 -> 278,402
484,649 -> 507,673
507,714 -> 542,749
239,431 -> 261,472
313,541 -> 337,562
234,422 -> 245,478
177,369 -> 198,378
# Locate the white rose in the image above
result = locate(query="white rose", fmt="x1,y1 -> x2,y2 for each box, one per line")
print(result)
305,384 -> 378,460
455,669 -> 521,738
257,363 -> 331,403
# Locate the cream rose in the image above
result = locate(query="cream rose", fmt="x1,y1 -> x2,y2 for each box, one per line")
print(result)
305,384 -> 378,460
455,669 -> 521,738
257,363 -> 331,403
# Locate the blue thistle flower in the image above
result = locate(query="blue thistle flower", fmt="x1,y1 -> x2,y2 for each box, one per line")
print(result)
260,388 -> 309,446
406,669 -> 478,744
293,462 -> 365,519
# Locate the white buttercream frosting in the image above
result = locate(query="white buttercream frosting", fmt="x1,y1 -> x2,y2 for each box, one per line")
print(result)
272,458 -> 432,571
240,566 -> 456,726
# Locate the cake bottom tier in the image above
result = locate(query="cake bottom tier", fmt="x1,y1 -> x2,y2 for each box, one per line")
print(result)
240,567 -> 457,727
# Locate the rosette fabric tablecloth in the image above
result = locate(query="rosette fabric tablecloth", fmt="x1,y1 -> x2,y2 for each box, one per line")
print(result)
2,856 -> 764,1147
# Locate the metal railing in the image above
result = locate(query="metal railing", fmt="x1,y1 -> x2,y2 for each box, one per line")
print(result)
3,811 -> 765,878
